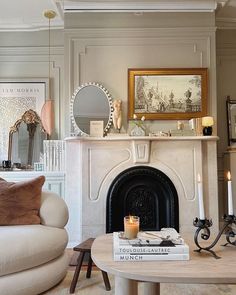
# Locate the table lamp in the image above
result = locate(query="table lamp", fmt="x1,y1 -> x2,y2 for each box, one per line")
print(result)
202,116 -> 214,136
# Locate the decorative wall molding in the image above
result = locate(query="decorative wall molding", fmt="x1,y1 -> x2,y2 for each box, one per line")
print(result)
0,46 -> 64,56
65,27 -> 217,38
64,24 -> 216,136
70,36 -> 208,85
0,45 -> 65,138
63,0 -> 217,12
217,18 -> 236,30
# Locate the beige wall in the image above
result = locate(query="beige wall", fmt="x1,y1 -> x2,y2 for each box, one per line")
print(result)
0,30 -> 64,138
0,12 -> 217,139
216,29 -> 236,219
217,29 -> 236,155
64,12 -> 217,136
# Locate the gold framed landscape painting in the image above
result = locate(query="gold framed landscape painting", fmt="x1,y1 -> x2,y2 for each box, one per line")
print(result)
128,68 -> 208,120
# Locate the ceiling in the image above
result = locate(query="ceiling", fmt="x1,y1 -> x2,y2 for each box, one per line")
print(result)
0,0 -> 63,31
0,0 -> 236,31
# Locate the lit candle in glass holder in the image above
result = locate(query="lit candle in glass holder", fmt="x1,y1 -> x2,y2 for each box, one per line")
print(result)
124,216 -> 140,239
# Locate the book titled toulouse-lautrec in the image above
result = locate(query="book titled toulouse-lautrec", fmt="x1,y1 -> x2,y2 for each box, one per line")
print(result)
113,228 -> 190,261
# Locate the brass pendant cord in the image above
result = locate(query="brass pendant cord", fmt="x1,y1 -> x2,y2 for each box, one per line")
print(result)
42,10 -> 56,138
48,16 -> 51,99
44,9 -> 56,100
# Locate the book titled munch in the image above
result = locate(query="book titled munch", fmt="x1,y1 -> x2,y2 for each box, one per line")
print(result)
113,229 -> 190,261
114,253 -> 189,261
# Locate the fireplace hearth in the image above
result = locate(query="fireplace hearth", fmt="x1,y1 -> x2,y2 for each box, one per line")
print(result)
106,166 -> 179,233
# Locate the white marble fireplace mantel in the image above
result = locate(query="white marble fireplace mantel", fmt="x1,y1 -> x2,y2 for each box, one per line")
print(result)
65,136 -> 218,247
65,135 -> 218,142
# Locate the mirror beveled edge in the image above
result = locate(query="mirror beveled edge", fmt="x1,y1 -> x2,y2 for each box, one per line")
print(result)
70,82 -> 114,136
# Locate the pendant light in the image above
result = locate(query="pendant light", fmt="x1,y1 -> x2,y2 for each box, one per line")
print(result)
41,10 -> 56,139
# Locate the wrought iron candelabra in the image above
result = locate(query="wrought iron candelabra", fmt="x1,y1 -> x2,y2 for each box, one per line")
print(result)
193,214 -> 236,259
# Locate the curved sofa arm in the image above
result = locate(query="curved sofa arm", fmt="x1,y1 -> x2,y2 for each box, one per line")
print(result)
40,191 -> 69,229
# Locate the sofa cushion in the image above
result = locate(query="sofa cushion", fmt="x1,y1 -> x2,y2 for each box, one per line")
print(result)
0,224 -> 68,276
0,176 -> 45,225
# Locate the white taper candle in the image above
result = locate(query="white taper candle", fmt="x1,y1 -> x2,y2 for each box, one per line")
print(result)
197,174 -> 205,220
227,171 -> 234,215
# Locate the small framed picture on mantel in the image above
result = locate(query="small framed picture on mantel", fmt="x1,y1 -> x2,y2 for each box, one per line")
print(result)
128,68 -> 208,120
90,120 -> 104,137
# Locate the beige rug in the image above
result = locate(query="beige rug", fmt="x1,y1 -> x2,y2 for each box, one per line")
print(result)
43,270 -> 236,295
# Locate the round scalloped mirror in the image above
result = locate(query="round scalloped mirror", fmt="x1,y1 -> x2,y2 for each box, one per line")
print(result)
70,82 -> 113,136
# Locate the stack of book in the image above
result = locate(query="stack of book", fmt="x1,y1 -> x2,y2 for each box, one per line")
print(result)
113,228 -> 189,261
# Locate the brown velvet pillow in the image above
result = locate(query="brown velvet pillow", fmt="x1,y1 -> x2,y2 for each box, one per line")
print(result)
0,176 -> 45,225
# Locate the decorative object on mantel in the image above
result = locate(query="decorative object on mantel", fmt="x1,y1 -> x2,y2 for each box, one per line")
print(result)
177,121 -> 184,130
193,171 -> 236,259
149,131 -> 170,137
90,121 -> 104,137
170,129 -> 195,136
170,119 -> 197,136
130,114 -> 146,136
70,82 -> 113,137
41,10 -> 56,139
112,99 -> 122,132
202,116 -> 214,136
189,117 -> 203,135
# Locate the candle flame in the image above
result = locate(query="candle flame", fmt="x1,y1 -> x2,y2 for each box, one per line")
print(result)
197,173 -> 201,183
129,216 -> 134,223
227,171 -> 231,181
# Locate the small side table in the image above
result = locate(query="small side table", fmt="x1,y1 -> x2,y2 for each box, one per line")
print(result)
70,238 -> 111,293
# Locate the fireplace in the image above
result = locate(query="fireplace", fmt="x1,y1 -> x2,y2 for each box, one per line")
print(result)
65,136 -> 219,247
106,166 -> 179,233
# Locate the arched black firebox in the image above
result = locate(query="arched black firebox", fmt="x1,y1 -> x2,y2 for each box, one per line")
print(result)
106,166 -> 179,233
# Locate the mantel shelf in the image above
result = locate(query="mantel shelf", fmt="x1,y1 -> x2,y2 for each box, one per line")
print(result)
65,135 -> 219,142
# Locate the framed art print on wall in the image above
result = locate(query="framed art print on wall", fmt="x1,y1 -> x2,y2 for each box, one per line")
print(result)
128,68 -> 208,120
0,79 -> 48,161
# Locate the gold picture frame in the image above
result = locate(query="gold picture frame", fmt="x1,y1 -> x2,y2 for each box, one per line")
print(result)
128,68 -> 208,120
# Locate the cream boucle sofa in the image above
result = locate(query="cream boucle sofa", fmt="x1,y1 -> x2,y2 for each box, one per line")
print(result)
0,191 -> 70,295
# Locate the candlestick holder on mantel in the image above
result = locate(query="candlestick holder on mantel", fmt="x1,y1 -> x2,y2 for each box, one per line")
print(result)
193,214 -> 236,259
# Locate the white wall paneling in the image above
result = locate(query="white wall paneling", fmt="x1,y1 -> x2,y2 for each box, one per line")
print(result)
0,171 -> 65,199
64,26 -> 217,136
0,42 -> 65,139
217,54 -> 236,154
216,29 -> 236,221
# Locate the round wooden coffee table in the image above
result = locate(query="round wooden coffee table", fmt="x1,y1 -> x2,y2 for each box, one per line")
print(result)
91,233 -> 236,295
